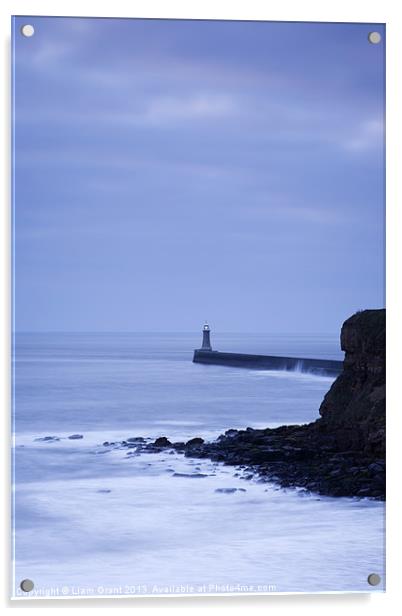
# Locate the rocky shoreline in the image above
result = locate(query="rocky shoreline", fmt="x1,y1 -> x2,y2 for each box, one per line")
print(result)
117,309 -> 385,500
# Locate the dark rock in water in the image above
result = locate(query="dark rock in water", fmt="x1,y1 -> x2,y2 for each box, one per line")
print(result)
126,437 -> 145,443
34,436 -> 60,442
68,434 -> 83,440
122,440 -> 142,449
172,472 -> 208,478
153,437 -> 172,448
215,488 -> 245,494
185,437 -> 205,447
97,489 -> 111,493
172,442 -> 186,450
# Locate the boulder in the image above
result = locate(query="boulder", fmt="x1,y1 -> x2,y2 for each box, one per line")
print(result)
185,437 -> 205,447
153,436 -> 172,448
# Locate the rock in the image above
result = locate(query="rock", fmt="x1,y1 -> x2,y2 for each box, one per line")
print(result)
224,429 -> 238,438
172,442 -> 186,450
126,437 -> 145,443
368,462 -> 384,474
318,309 -> 385,458
172,472 -> 208,478
215,488 -> 240,494
357,487 -> 372,497
68,434 -> 83,440
97,489 -> 111,493
153,437 -> 172,448
185,437 -> 205,447
34,436 -> 60,442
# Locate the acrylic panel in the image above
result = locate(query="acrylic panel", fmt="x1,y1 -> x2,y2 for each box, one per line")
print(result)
11,16 -> 385,599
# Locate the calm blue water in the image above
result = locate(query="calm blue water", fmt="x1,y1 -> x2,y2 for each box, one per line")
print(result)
13,332 -> 342,438
12,333 -> 385,598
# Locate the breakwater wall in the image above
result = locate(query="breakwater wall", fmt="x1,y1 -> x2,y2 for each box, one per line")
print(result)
193,350 -> 343,377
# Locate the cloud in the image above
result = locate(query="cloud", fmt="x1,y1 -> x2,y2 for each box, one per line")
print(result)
142,94 -> 237,124
14,19 -> 384,162
341,119 -> 384,152
13,18 -> 385,332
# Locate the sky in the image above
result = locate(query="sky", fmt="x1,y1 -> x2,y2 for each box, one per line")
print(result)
13,17 -> 385,333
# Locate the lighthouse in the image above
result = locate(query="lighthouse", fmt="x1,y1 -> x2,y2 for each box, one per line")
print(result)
200,322 -> 212,351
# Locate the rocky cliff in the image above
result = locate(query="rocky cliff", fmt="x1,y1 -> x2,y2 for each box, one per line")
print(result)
122,309 -> 386,499
317,309 -> 385,457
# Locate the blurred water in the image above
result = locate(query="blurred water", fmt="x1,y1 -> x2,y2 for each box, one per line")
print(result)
13,332 -> 340,438
12,333 -> 385,597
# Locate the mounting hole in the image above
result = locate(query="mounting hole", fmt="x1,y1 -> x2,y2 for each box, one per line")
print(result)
368,31 -> 381,44
20,578 -> 34,592
367,573 -> 381,586
21,24 -> 35,38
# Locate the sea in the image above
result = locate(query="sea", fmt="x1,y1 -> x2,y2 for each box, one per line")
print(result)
12,332 -> 385,598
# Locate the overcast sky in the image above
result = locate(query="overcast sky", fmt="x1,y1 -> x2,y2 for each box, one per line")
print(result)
13,17 -> 385,333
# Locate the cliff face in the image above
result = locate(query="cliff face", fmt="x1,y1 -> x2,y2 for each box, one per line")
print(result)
317,309 -> 385,457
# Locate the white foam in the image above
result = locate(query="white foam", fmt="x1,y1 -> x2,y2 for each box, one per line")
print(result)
13,449 -> 385,596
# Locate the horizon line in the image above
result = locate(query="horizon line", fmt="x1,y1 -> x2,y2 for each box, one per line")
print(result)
12,330 -> 341,336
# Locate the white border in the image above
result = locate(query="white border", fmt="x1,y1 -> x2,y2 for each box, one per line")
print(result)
1,0 -> 401,613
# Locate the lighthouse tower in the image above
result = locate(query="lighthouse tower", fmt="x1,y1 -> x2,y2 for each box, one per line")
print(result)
201,322 -> 212,351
